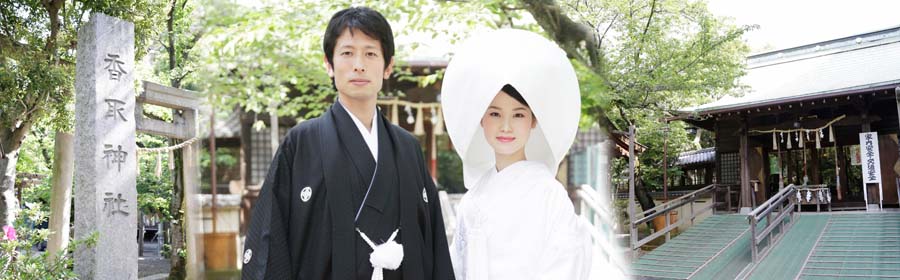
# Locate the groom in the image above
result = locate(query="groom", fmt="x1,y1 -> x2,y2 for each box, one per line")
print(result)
241,6 -> 455,280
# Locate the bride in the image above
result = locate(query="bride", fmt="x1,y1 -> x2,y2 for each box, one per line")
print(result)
441,29 -> 592,280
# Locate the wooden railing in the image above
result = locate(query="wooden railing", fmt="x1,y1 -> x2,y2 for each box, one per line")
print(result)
719,183 -> 741,213
629,184 -> 732,257
747,185 -> 798,263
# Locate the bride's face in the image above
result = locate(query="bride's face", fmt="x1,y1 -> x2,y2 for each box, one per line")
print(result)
480,91 -> 536,157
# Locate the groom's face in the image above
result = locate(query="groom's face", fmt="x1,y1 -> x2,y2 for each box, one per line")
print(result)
325,28 -> 394,103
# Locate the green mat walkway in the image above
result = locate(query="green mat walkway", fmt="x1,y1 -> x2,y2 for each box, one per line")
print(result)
744,214 -> 829,280
795,213 -> 900,279
631,212 -> 900,280
630,215 -> 750,279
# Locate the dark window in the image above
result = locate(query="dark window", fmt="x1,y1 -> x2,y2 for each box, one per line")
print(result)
720,152 -> 740,184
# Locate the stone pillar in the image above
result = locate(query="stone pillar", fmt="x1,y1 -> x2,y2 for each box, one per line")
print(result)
48,131 -> 74,261
74,13 -> 138,280
185,127 -> 203,279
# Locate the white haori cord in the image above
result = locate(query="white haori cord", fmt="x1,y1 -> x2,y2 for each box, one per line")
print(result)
357,228 -> 403,280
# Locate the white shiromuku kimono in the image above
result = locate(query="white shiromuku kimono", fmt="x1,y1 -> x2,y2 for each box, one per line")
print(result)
450,160 -> 592,280
441,29 -> 598,280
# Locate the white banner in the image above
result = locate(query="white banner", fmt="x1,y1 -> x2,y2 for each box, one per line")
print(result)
859,132 -> 881,184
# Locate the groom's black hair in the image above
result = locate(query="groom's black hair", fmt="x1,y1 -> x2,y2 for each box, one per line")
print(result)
323,7 -> 395,69
501,84 -> 530,108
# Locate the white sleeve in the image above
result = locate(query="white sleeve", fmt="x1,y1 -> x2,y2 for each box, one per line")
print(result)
451,200 -> 491,280
450,206 -> 466,280
537,187 -> 592,280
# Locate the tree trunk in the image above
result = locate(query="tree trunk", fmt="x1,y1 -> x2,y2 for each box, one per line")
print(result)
0,153 -> 19,227
519,0 -> 602,74
634,178 -> 657,228
167,0 -> 178,88
634,178 -> 656,212
693,129 -> 703,149
165,2 -> 187,277
43,0 -> 63,59
0,120 -> 33,227
168,138 -> 187,279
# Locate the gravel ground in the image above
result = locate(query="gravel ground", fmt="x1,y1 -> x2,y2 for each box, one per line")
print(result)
138,257 -> 171,278
139,239 -> 170,278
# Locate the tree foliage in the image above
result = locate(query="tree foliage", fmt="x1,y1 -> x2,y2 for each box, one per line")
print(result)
1,0 -> 167,133
2,0 -> 753,253
0,0 -> 169,225
192,0 -> 499,120
0,206 -> 98,279
515,0 -> 752,190
136,134 -> 174,219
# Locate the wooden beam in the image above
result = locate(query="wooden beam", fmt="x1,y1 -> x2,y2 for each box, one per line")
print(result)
135,81 -> 199,139
137,117 -> 189,139
140,81 -> 200,110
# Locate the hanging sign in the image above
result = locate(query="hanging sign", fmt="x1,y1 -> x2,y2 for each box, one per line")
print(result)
859,132 -> 881,184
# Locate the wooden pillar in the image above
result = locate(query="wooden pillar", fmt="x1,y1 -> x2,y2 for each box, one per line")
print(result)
241,114 -> 253,186
802,144 -> 809,183
879,134 -> 900,205
210,107 -> 218,233
777,150 -> 785,190
754,147 -> 766,203
714,122 -> 721,185
785,150 -> 794,185
627,125 -> 637,256
809,145 -> 821,184
663,121 -> 669,201
740,120 -> 753,209
835,135 -> 846,201
894,87 -> 900,203
896,86 -> 900,140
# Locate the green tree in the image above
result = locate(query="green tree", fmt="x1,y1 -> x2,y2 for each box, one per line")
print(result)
156,0 -> 199,276
515,0 -> 751,195
519,0 -> 751,117
192,0 -> 499,122
0,206 -> 98,279
155,1 -> 500,277
1,0 -> 167,226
